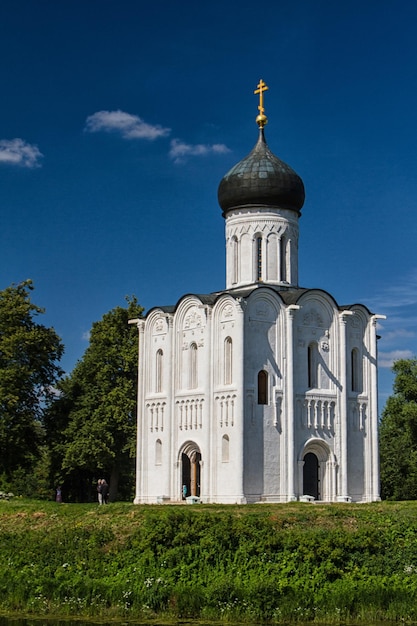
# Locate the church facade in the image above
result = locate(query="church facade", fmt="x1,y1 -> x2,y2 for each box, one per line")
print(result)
132,82 -> 382,504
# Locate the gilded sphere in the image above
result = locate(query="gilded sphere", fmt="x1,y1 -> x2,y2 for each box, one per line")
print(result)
256,114 -> 268,127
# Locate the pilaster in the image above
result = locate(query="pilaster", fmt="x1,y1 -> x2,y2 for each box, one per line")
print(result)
284,304 -> 300,501
337,311 -> 354,502
368,314 -> 385,501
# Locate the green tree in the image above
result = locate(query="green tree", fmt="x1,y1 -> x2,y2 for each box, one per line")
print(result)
46,297 -> 143,501
0,280 -> 64,478
379,358 -> 417,500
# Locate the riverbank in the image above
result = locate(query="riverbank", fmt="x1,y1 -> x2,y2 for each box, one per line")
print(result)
0,499 -> 416,623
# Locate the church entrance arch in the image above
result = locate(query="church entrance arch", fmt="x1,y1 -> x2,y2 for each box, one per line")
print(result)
300,440 -> 334,502
303,452 -> 320,500
179,441 -> 201,500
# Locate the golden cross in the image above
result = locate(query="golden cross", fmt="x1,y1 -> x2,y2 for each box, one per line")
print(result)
254,79 -> 269,116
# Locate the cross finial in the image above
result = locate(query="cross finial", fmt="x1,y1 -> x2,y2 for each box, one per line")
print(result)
254,79 -> 269,128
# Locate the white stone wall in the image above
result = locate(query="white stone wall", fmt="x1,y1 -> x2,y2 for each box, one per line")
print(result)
134,287 -> 380,504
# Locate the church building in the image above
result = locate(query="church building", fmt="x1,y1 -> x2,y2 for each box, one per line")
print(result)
131,81 -> 383,504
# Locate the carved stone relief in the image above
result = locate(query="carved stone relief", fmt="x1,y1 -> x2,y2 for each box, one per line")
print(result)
303,308 -> 324,327
221,304 -> 234,320
184,309 -> 203,329
248,300 -> 276,323
152,316 -> 167,336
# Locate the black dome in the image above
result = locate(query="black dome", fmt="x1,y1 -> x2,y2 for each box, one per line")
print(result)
218,129 -> 305,216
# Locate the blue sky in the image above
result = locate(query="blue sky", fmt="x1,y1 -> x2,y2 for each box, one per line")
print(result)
1,0 -> 416,409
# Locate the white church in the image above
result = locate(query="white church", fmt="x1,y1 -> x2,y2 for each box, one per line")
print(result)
132,81 -> 383,504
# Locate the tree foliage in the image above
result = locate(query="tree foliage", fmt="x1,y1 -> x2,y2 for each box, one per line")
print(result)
0,280 -> 64,477
379,358 -> 417,500
46,297 -> 143,501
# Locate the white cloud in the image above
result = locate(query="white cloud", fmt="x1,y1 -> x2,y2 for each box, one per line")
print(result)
82,331 -> 90,342
378,349 -> 415,368
366,269 -> 417,312
84,111 -> 231,163
85,110 -> 171,140
364,270 -> 417,371
169,138 -> 230,163
0,138 -> 43,168
381,328 -> 415,343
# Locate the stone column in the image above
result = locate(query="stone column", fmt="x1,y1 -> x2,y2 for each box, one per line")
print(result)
190,453 -> 197,496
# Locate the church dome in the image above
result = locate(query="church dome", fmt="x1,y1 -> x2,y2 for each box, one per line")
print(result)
218,128 -> 305,216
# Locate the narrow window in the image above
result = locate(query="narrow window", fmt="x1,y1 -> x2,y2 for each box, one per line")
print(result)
222,435 -> 230,462
308,342 -> 319,389
224,337 -> 232,385
155,439 -> 162,465
351,348 -> 362,393
256,235 -> 262,282
232,236 -> 238,285
280,235 -> 287,282
258,369 -> 268,405
156,349 -> 163,393
189,343 -> 198,389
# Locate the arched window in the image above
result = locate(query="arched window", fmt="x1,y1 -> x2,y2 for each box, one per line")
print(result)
156,349 -> 163,393
155,439 -> 162,465
222,434 -> 230,462
280,235 -> 287,282
351,348 -> 362,393
256,235 -> 262,282
258,369 -> 268,405
308,342 -> 319,389
189,343 -> 198,389
224,337 -> 232,385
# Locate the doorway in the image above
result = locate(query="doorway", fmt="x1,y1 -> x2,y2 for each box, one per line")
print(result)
181,453 -> 191,499
180,443 -> 201,499
303,452 -> 320,500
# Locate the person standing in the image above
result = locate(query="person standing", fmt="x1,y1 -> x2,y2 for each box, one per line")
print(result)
97,479 -> 103,505
101,479 -> 109,504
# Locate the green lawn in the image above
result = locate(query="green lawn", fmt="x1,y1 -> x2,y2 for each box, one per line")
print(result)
0,499 -> 416,623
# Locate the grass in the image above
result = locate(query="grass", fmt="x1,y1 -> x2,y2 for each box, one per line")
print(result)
1,499 -> 417,623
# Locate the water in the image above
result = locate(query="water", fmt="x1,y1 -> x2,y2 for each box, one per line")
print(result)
0,617 -> 140,626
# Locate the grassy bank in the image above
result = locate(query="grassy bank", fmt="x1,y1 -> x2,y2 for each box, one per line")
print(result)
0,500 -> 417,623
